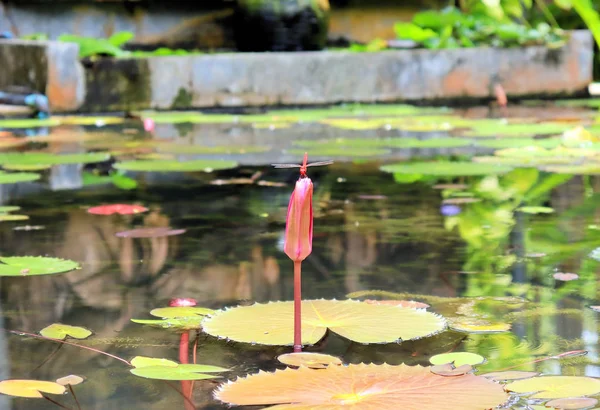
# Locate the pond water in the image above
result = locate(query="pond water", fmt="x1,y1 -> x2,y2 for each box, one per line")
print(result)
1,102 -> 600,409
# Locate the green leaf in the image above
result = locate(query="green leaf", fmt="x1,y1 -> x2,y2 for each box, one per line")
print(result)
394,23 -> 437,42
0,256 -> 80,276
39,324 -> 92,340
131,316 -> 203,330
0,214 -> 29,222
0,206 -> 20,213
131,356 -> 178,368
114,159 -> 238,173
110,173 -> 138,190
517,206 -> 554,214
505,376 -> 600,399
150,307 -> 214,318
0,171 -> 40,185
130,364 -> 227,380
108,31 -> 134,47
0,152 -> 110,166
381,161 -> 513,176
0,118 -> 61,129
429,352 -> 486,367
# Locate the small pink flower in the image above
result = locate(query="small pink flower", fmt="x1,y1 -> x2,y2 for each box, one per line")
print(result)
143,118 -> 155,133
169,298 -> 197,307
284,177 -> 313,262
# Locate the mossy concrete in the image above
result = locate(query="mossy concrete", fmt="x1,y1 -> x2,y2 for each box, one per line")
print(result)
0,30 -> 593,113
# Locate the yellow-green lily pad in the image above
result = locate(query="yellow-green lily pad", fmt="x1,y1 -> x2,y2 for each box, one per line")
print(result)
0,214 -> 28,222
429,352 -> 485,367
131,316 -> 203,330
114,159 -> 238,172
130,356 -> 178,368
130,364 -> 228,381
0,171 -> 40,184
0,256 -> 80,276
517,206 -> 554,214
504,376 -> 600,399
0,379 -> 65,398
150,306 -> 214,318
381,161 -> 513,176
39,324 -> 92,340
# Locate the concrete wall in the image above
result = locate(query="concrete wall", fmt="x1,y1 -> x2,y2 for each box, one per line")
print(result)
0,30 -> 593,112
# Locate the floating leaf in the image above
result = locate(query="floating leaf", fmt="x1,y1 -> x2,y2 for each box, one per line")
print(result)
465,122 -> 570,138
542,164 -> 600,175
449,319 -> 511,334
518,206 -> 555,214
0,379 -> 65,398
545,397 -> 598,409
157,144 -> 270,155
130,356 -> 178,368
54,116 -> 125,126
114,159 -> 238,172
131,316 -> 203,330
381,161 -> 513,176
277,353 -> 343,369
56,375 -> 84,386
287,147 -> 390,157
481,371 -> 538,381
0,206 -> 20,213
130,364 -> 227,381
202,299 -> 446,346
0,256 -> 80,276
553,272 -> 579,281
115,227 -> 185,238
40,324 -> 92,340
215,364 -> 509,409
0,118 -> 61,129
363,299 -> 430,309
430,352 -> 485,367
430,363 -> 473,377
0,152 -> 110,166
87,204 -> 148,215
150,306 -> 214,318
2,163 -> 52,171
0,171 -> 40,184
505,376 -> 600,399
0,214 -> 28,222
474,138 -> 562,149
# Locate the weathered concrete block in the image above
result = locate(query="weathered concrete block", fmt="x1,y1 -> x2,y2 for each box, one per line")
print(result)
0,39 -> 85,111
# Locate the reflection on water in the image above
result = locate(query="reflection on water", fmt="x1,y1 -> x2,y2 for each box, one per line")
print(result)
1,109 -> 600,408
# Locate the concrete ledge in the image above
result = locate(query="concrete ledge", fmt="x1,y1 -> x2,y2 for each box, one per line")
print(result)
0,30 -> 594,113
0,39 -> 85,112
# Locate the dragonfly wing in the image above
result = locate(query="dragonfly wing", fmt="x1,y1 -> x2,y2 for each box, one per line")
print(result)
306,160 -> 334,167
271,164 -> 301,168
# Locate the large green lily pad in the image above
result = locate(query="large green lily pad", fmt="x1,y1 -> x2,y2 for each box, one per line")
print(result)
0,256 -> 80,276
0,152 -> 110,166
150,307 -> 214,318
504,376 -> 600,399
0,171 -> 40,184
156,144 -> 270,155
39,324 -> 92,340
0,118 -> 61,129
429,352 -> 485,367
380,161 -> 513,176
114,159 -> 238,172
130,364 -> 228,380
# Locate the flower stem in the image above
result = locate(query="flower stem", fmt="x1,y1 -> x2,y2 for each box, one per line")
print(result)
294,260 -> 302,353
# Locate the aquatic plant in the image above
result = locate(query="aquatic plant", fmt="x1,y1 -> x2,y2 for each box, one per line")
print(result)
0,256 -> 80,276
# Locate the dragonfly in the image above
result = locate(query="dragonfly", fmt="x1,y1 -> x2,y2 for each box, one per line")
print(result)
272,152 -> 333,178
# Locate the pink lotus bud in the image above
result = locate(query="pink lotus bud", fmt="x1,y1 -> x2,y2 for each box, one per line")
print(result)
169,298 -> 197,307
284,177 -> 313,262
143,118 -> 155,133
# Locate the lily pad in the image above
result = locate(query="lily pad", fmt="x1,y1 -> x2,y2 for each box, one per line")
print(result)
0,256 -> 80,276
429,352 -> 485,367
0,118 -> 61,129
287,147 -> 390,157
0,171 -> 40,184
465,122 -> 570,138
277,353 -> 343,369
381,161 -> 513,176
474,138 -> 562,149
0,206 -> 20,213
504,376 -> 600,399
214,364 -> 509,409
541,165 -> 600,175
363,299 -> 430,309
0,379 -> 66,398
2,163 -> 52,171
131,316 -> 203,330
39,324 -> 92,340
88,204 -> 148,215
150,306 -> 214,318
430,363 -> 473,377
481,371 -> 538,381
115,227 -> 186,238
0,152 -> 110,166
56,375 -> 84,386
114,159 -> 238,172
0,214 -> 28,222
130,364 -> 228,381
545,397 -> 598,409
157,144 -> 270,155
130,356 -> 178,368
202,299 -> 447,346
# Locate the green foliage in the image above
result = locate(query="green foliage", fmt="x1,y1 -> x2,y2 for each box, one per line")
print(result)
395,7 -> 566,49
0,256 -> 80,276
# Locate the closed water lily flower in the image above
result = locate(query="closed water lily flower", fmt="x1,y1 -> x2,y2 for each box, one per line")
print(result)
284,177 -> 313,262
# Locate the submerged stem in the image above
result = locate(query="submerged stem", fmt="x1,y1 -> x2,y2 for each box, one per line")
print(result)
67,385 -> 82,410
294,260 -> 302,353
42,393 -> 73,410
